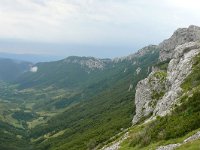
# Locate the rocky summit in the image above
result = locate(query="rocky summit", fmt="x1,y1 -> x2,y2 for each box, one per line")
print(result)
159,25 -> 200,61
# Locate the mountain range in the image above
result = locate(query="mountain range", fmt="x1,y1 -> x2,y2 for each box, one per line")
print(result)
0,25 -> 200,150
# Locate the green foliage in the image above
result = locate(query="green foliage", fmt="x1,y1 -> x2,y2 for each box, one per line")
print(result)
0,49 -> 159,150
0,121 -> 33,150
119,50 -> 200,150
153,71 -> 167,81
29,50 -> 159,150
151,91 -> 165,101
31,78 -> 135,150
181,54 -> 200,91
149,90 -> 165,107
129,130 -> 151,147
154,59 -> 170,71
12,111 -> 38,122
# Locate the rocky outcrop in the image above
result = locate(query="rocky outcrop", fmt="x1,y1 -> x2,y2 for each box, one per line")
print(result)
159,25 -> 200,61
136,67 -> 141,75
63,56 -> 110,70
132,70 -> 167,124
133,41 -> 200,124
113,45 -> 158,63
128,84 -> 133,92
156,144 -> 181,150
132,25 -> 200,124
154,42 -> 200,116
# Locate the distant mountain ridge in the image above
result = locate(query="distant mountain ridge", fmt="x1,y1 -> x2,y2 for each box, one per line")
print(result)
0,52 -> 63,63
0,58 -> 32,81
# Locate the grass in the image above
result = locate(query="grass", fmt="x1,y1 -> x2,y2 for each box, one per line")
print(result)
152,71 -> 167,80
177,139 -> 200,150
154,59 -> 170,71
120,127 -> 200,150
181,53 -> 200,91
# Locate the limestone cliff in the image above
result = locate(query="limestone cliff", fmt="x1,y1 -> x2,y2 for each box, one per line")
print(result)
132,70 -> 167,124
133,25 -> 200,124
63,56 -> 110,70
153,42 -> 200,117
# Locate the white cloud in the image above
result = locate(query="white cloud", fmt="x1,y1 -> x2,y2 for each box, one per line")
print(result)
30,66 -> 38,72
0,0 -> 200,56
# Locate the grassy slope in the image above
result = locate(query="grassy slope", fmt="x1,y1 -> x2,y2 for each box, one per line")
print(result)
177,139 -> 200,150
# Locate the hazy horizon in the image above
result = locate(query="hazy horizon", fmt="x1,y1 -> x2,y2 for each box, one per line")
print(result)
1,0 -> 200,58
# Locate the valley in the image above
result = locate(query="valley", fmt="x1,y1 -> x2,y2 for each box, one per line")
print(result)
1,25 -> 200,150
0,48 -> 159,149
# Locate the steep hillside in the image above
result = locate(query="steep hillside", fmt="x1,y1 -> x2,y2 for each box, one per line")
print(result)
133,25 -> 200,124
103,25 -> 200,150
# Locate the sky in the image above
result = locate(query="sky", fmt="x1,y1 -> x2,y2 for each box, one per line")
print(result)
0,0 -> 200,59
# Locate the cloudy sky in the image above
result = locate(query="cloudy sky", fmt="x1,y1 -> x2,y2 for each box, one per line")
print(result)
0,0 -> 200,58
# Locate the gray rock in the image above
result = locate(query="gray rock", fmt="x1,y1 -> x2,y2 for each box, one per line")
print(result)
113,45 -> 158,63
159,25 -> 200,61
128,84 -> 133,92
132,70 -> 167,124
154,42 -> 200,116
183,131 -> 200,143
156,144 -> 181,150
136,67 -> 141,75
133,41 -> 200,124
63,57 -> 107,70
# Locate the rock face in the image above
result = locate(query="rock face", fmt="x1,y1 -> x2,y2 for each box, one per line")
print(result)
154,42 -> 200,116
113,45 -> 158,62
159,25 -> 200,61
136,67 -> 141,75
132,71 -> 167,124
132,25 -> 200,124
63,56 -> 110,70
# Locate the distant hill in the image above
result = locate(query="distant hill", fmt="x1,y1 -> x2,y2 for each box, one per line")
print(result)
0,52 -> 63,63
0,58 -> 32,81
